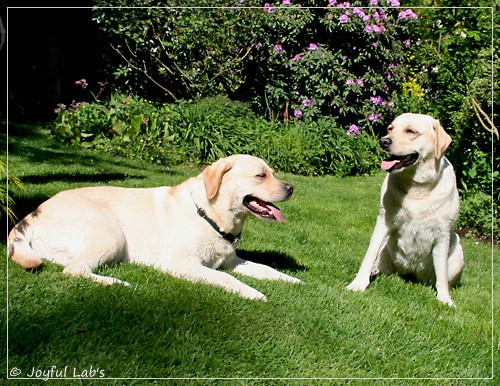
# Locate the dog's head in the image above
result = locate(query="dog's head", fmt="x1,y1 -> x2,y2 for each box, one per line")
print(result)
202,155 -> 293,222
380,113 -> 451,173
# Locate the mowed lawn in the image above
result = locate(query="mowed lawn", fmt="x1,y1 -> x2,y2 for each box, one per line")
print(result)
2,129 -> 497,383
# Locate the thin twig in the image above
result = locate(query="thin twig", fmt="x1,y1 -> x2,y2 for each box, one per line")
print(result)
110,43 -> 178,101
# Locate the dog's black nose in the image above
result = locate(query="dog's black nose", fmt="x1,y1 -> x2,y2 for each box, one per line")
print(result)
380,137 -> 392,150
284,184 -> 294,194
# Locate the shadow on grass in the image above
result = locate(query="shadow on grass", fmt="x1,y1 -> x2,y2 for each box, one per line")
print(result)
237,249 -> 307,272
18,172 -> 142,185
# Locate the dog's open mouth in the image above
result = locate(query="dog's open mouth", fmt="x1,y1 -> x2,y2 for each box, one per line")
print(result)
243,196 -> 285,223
381,153 -> 419,172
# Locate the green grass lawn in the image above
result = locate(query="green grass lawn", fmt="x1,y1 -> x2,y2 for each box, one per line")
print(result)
2,127 -> 498,383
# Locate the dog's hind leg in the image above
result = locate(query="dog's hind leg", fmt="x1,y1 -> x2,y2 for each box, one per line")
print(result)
63,259 -> 130,286
447,232 -> 464,288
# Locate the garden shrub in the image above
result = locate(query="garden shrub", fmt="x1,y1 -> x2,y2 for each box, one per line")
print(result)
91,0 -> 418,136
49,94 -> 382,176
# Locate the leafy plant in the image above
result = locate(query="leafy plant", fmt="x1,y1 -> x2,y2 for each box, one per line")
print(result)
49,94 -> 382,176
1,158 -> 23,224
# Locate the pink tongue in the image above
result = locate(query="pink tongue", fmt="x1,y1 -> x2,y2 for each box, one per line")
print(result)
270,205 -> 285,223
381,159 -> 400,171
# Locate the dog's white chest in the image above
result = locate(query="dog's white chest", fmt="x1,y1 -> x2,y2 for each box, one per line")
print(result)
199,236 -> 237,269
386,201 -> 436,278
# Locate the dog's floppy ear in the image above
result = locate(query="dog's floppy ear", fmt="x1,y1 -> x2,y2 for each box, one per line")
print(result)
433,119 -> 452,159
203,158 -> 233,200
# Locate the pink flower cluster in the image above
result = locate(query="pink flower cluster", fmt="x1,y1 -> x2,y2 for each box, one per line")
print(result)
347,124 -> 360,137
332,0 -> 418,35
75,79 -> 88,90
398,9 -> 418,20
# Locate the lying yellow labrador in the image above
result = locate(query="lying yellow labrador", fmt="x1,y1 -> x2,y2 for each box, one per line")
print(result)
9,155 -> 303,301
347,113 -> 464,306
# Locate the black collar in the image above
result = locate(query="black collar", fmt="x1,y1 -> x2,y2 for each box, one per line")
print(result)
196,207 -> 241,244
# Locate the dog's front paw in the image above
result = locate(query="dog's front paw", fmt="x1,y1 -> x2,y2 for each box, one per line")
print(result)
240,288 -> 268,302
436,292 -> 455,307
286,275 -> 305,285
346,277 -> 369,292
112,278 -> 131,287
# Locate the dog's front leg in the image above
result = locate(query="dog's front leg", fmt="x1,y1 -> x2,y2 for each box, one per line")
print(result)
223,256 -> 304,284
169,265 -> 268,301
433,236 -> 455,307
347,216 -> 389,292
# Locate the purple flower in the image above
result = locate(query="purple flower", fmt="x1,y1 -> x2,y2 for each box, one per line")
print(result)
356,79 -> 364,87
274,44 -> 283,51
264,3 -> 275,13
403,39 -> 411,46
387,72 -> 392,79
283,0 -> 291,4
75,79 -> 88,89
294,109 -> 303,117
398,9 -> 418,20
328,0 -> 337,6
339,14 -> 349,23
369,0 -> 378,5
353,7 -> 363,16
302,98 -> 314,107
369,113 -> 379,121
308,43 -> 318,50
346,78 -> 355,86
347,124 -> 361,137
365,25 -> 373,33
373,25 -> 381,34
293,54 -> 302,61
53,103 -> 67,113
387,0 -> 400,6
371,96 -> 384,105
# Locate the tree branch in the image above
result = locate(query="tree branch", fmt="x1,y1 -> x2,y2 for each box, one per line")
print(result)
110,43 -> 178,101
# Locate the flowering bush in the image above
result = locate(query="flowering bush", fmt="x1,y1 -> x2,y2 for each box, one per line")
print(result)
254,0 -> 418,134
92,0 -> 418,137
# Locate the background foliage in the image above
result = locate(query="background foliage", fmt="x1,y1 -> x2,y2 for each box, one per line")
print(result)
92,0 -> 417,133
7,2 -> 498,240
51,94 -> 381,177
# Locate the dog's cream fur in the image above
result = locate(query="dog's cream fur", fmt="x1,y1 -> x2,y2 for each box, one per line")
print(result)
9,155 -> 303,301
347,113 -> 464,306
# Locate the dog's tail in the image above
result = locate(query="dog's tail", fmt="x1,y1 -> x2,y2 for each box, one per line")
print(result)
8,215 -> 43,269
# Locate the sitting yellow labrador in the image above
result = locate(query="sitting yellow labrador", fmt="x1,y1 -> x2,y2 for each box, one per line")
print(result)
347,113 -> 464,306
9,155 -> 303,301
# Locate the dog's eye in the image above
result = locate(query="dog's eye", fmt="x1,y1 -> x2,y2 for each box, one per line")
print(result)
255,173 -> 267,178
406,129 -> 418,135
